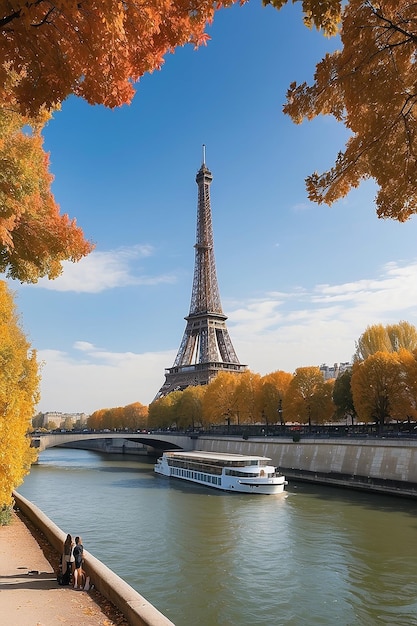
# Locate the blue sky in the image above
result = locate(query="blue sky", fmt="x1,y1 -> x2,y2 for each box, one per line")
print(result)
9,2 -> 417,414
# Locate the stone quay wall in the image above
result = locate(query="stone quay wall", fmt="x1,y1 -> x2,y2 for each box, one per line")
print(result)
13,492 -> 175,626
195,437 -> 417,498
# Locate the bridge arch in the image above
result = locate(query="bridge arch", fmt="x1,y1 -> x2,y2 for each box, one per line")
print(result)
30,432 -> 193,453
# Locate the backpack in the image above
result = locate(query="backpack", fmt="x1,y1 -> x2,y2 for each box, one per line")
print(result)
57,567 -> 71,586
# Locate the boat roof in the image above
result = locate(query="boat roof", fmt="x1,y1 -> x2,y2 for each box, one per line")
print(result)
162,450 -> 272,462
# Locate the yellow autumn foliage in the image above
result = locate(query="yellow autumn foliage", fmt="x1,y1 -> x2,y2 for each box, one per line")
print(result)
351,351 -> 414,425
285,366 -> 335,424
0,68 -> 93,283
202,372 -> 240,425
354,321 -> 417,362
258,370 -> 293,424
0,281 -> 40,510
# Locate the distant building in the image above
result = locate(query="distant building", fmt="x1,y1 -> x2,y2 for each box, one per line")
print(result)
319,362 -> 351,380
36,412 -> 88,429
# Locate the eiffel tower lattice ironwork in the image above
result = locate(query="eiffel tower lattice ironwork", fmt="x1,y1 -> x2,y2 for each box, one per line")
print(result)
155,148 -> 247,398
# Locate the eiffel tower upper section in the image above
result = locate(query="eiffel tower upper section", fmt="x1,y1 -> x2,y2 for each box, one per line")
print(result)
155,148 -> 247,398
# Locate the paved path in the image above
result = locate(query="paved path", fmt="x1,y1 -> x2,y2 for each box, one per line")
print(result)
0,511 -> 127,626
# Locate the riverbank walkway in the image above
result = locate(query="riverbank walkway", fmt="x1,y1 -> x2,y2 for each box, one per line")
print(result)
0,510 -> 128,626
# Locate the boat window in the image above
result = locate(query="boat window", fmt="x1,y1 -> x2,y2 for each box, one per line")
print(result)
169,459 -> 223,475
225,469 -> 259,477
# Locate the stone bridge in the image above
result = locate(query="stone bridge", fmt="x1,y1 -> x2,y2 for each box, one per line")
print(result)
30,432 -> 194,453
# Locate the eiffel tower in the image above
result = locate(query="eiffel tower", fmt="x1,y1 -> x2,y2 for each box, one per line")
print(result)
155,148 -> 247,398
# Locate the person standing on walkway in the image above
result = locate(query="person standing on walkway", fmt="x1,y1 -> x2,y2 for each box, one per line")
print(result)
73,536 -> 84,589
62,534 -> 75,584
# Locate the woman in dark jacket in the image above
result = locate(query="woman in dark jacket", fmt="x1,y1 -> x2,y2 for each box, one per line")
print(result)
73,536 -> 84,589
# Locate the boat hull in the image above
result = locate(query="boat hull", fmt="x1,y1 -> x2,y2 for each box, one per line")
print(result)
154,471 -> 287,495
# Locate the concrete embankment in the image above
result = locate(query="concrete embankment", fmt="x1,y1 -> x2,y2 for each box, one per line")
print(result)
196,437 -> 417,498
13,492 -> 175,626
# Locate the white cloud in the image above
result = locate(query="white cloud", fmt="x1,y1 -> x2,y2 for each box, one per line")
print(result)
229,259 -> 417,374
291,202 -> 311,212
37,345 -> 176,414
73,341 -> 96,353
314,264 -> 417,307
27,245 -> 176,293
35,259 -> 417,414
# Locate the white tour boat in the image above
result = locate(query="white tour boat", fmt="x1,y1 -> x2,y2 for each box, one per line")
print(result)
154,450 -> 287,494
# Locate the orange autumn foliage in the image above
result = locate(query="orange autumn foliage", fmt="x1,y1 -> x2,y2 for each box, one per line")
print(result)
284,1 -> 417,221
3,0 -> 416,227
1,1 -> 346,116
0,112 -> 93,281
0,0 -> 236,115
0,70 -> 93,282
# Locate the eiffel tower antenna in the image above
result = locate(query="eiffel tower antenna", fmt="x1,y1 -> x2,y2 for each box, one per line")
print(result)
155,150 -> 247,398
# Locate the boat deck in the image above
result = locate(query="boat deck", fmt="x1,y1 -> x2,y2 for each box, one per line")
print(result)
163,450 -> 272,463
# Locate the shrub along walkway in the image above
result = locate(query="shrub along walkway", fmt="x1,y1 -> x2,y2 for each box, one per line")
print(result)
0,509 -> 128,626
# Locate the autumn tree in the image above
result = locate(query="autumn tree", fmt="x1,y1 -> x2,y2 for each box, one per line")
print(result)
87,408 -> 106,430
2,0 -> 416,273
397,349 -> 417,422
104,407 -> 124,429
258,370 -> 293,425
148,392 -> 182,430
122,402 -> 148,430
0,78 -> 92,282
0,1 -> 347,117
232,371 -> 262,425
354,322 -> 417,362
174,386 -> 205,430
386,321 -> 417,354
0,281 -> 40,518
332,369 -> 356,424
284,1 -> 417,221
320,379 -> 337,423
0,112 -> 92,281
147,398 -> 165,430
351,350 -> 415,427
202,372 -> 239,426
354,324 -> 394,362
0,0 -> 232,116
88,402 -> 148,430
3,1 -> 417,227
285,366 -> 335,425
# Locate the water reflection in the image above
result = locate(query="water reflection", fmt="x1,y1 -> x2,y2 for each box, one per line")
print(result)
20,448 -> 417,626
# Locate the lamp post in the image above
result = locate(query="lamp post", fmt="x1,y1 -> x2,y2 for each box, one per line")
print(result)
278,398 -> 283,433
262,410 -> 268,436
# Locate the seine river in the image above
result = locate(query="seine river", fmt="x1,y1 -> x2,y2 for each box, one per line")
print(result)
19,447 -> 417,626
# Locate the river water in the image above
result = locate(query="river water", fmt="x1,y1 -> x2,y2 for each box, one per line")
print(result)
18,448 -> 417,626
